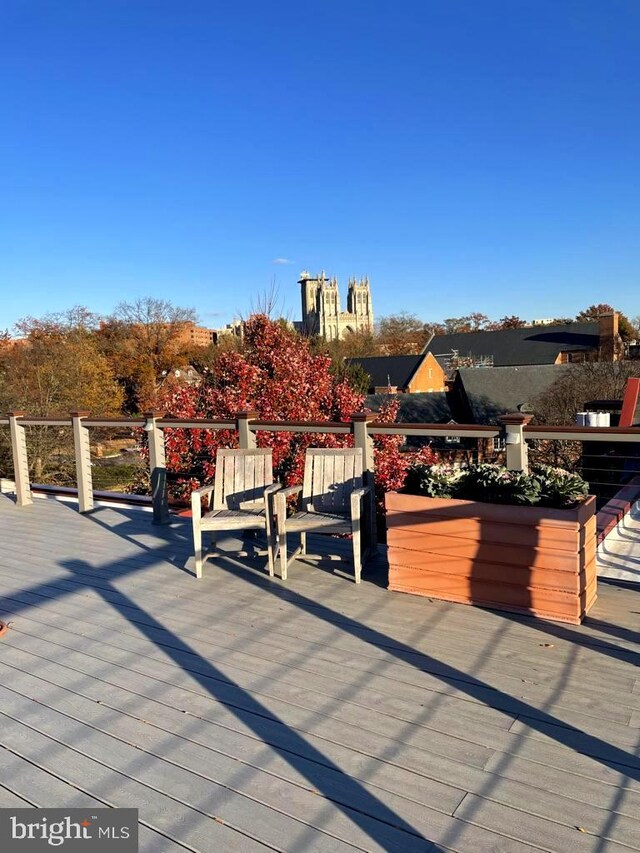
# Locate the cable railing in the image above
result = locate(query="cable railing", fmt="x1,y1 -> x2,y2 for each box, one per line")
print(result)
1,410 -> 639,540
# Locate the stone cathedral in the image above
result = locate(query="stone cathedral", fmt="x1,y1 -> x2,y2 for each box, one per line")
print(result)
297,271 -> 374,341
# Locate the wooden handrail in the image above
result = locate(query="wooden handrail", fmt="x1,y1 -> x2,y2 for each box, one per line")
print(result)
2,411 -> 638,528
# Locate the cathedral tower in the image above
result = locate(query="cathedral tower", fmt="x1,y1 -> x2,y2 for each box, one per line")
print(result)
298,271 -> 374,341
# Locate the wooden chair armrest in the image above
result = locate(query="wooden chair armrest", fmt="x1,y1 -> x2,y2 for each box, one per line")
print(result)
275,485 -> 302,516
350,486 -> 370,500
191,484 -> 215,499
191,484 -> 214,521
277,485 -> 303,498
350,486 -> 370,519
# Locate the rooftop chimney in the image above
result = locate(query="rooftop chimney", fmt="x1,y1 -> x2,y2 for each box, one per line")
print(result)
598,311 -> 619,361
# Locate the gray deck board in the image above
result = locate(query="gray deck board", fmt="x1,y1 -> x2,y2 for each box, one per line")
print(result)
0,559 -> 635,702
0,569 -> 636,735
0,715 -> 269,851
0,494 -> 639,852
0,748 -> 190,853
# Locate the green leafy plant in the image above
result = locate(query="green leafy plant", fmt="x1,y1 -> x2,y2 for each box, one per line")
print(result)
403,463 -> 465,498
402,461 -> 588,509
531,464 -> 589,508
460,464 -> 541,506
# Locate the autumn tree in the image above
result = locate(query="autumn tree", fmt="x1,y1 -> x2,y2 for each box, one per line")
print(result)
575,303 -> 635,342
330,359 -> 371,396
442,313 -> 490,334
318,327 -> 376,360
575,303 -> 616,322
534,361 -> 640,427
97,297 -> 197,411
376,312 -> 431,355
151,315 -> 408,507
310,328 -> 376,395
0,309 -> 124,481
493,315 -> 526,329
531,360 -> 640,469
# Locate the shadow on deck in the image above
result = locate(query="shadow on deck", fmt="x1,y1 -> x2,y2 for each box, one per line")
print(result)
0,493 -> 638,852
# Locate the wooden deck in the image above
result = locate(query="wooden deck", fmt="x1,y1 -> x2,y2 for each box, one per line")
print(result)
0,493 -> 639,852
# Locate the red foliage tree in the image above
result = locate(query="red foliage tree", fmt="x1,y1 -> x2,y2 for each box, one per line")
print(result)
151,315 -> 414,499
494,315 -> 527,329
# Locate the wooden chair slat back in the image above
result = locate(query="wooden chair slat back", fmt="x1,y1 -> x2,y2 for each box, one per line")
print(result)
302,448 -> 363,514
213,449 -> 273,510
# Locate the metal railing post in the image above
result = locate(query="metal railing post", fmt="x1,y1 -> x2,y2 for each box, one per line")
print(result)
351,411 -> 378,552
236,410 -> 258,449
70,410 -> 94,513
144,411 -> 170,525
498,413 -> 533,473
7,410 -> 32,506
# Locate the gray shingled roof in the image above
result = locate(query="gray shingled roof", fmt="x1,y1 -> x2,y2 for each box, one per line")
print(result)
366,391 -> 453,423
425,322 -> 600,367
348,355 -> 423,390
455,364 -> 574,423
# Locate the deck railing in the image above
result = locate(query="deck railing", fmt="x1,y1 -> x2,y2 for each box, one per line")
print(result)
1,410 -> 639,545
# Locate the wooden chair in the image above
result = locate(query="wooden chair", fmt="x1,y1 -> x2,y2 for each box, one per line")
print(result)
274,447 -> 370,582
190,449 -> 280,579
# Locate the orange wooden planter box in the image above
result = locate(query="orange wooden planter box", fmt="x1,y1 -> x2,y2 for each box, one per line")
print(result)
386,492 -> 598,624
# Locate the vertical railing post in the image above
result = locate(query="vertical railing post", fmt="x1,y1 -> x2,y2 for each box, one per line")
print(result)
70,410 -> 94,513
236,410 -> 258,450
144,410 -> 170,525
498,413 -> 532,473
7,410 -> 32,506
351,411 -> 378,553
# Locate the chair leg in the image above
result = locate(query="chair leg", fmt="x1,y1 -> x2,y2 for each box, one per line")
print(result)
266,530 -> 276,577
300,532 -> 306,555
263,502 -> 275,577
264,521 -> 276,577
278,523 -> 288,580
193,527 -> 204,579
352,525 -> 362,584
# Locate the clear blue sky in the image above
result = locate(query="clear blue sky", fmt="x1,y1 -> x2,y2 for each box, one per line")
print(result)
1,0 -> 639,331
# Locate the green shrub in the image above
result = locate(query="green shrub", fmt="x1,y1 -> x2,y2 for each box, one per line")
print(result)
459,464 -> 541,506
531,464 -> 589,508
403,461 -> 588,509
403,463 -> 465,498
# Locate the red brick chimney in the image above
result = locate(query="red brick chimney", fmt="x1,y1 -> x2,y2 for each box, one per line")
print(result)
598,311 -> 620,361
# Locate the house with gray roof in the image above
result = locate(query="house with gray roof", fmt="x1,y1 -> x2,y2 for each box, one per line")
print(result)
349,352 -> 445,394
424,314 -> 620,372
449,364 -> 574,424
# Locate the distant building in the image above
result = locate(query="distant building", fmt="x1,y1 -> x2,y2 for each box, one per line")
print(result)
448,364 -> 574,424
159,365 -> 203,389
175,322 -> 216,347
212,321 -> 245,345
424,314 -> 621,374
297,271 -> 374,341
174,320 -> 247,347
349,352 -> 446,394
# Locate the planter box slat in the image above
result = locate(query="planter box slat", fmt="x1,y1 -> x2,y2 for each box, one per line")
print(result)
386,492 -> 595,527
386,531 -> 596,572
394,586 -> 596,625
386,513 -> 596,552
388,560 -> 591,594
386,492 -> 597,625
